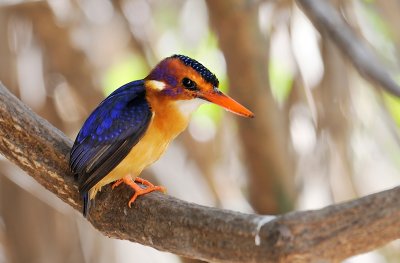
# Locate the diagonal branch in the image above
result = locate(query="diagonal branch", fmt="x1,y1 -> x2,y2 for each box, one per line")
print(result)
296,0 -> 400,97
0,82 -> 399,262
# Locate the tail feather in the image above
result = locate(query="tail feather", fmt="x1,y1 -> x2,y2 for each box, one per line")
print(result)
82,192 -> 91,217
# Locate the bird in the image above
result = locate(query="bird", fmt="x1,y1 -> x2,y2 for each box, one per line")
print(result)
69,54 -> 254,217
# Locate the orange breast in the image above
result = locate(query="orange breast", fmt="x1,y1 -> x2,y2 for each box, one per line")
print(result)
89,90 -> 190,199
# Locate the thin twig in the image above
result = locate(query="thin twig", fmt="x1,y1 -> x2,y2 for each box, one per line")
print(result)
296,0 -> 400,97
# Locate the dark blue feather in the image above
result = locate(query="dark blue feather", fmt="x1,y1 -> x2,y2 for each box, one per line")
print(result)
82,192 -> 90,217
69,80 -> 152,217
171,54 -> 219,87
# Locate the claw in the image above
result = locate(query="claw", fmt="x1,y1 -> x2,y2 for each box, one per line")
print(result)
127,185 -> 165,207
112,175 -> 166,207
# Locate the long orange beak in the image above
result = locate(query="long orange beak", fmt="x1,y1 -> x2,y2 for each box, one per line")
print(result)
199,88 -> 254,118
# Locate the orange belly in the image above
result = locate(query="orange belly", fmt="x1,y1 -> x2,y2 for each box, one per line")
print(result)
89,96 -> 192,199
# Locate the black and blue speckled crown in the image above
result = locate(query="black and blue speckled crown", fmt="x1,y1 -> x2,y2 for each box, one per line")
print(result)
171,54 -> 219,87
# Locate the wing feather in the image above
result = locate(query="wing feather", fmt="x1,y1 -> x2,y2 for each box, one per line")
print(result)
69,80 -> 152,196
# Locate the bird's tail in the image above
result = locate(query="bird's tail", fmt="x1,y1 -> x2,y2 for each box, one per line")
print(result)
82,192 -> 91,217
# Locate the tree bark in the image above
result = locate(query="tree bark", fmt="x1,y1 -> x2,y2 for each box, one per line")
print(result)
0,82 -> 400,262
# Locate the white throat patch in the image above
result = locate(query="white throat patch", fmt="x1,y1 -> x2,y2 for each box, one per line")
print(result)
175,98 -> 205,117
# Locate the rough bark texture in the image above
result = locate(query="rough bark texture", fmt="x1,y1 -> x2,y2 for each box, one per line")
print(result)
1,83 -> 400,262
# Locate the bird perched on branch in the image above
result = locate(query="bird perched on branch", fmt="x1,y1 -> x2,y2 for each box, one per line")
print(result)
70,54 -> 254,217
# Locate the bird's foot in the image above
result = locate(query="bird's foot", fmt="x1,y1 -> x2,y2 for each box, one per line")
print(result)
112,175 -> 166,207
134,177 -> 155,187
133,177 -> 167,193
111,179 -> 124,189
127,185 -> 166,207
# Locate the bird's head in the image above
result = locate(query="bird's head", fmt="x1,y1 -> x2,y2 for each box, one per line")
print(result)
145,54 -> 254,118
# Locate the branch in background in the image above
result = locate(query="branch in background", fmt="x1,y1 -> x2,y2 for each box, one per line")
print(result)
206,0 -> 296,214
0,82 -> 400,262
296,0 -> 400,97
4,2 -> 104,111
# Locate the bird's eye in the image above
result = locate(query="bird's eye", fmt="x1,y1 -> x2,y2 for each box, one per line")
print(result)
182,77 -> 197,90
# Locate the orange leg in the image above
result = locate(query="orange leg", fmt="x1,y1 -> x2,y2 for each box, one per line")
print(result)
111,179 -> 124,189
112,175 -> 166,207
134,177 -> 155,187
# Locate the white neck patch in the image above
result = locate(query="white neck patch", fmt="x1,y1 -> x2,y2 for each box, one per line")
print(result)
147,80 -> 166,91
175,98 -> 205,118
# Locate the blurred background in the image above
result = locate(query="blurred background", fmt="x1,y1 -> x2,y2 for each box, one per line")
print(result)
0,0 -> 400,262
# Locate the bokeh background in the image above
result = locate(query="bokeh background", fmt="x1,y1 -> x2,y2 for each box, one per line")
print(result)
0,0 -> 400,262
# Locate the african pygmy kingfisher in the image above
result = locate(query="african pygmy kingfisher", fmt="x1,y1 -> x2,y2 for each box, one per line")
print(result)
70,54 -> 254,217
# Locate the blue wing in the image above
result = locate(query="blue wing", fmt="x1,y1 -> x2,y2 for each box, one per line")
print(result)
69,80 -> 152,214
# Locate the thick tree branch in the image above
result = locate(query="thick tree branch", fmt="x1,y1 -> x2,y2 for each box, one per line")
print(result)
296,0 -> 400,97
0,82 -> 399,262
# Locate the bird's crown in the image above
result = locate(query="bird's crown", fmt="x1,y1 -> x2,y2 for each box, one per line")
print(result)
170,54 -> 219,87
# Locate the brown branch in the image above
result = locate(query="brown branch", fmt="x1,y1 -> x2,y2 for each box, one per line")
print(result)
206,0 -> 296,214
0,82 -> 399,262
296,0 -> 400,97
10,2 -> 105,109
